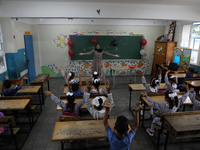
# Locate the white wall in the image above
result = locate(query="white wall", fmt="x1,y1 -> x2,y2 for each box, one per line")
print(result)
0,18 -> 16,53
32,24 -> 165,75
0,18 -> 32,52
14,21 -> 32,50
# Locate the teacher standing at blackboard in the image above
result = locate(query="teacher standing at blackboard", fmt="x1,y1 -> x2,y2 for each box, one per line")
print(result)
79,43 -> 120,73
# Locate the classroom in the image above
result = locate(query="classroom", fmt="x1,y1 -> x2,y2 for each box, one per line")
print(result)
0,0 -> 200,150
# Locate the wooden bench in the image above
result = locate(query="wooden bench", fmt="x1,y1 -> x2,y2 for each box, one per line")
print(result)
57,95 -> 115,111
0,116 -> 20,150
63,85 -> 106,94
59,115 -> 94,122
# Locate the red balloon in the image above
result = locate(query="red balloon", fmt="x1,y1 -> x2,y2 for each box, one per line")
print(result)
141,39 -> 147,46
68,40 -> 73,46
68,49 -> 74,56
91,37 -> 97,44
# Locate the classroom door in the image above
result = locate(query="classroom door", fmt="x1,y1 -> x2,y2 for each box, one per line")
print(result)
24,35 -> 36,82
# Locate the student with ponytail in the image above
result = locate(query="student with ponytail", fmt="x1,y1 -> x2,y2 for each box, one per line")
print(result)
165,70 -> 179,92
141,68 -> 162,117
44,91 -> 85,117
142,84 -> 190,136
83,81 -> 114,120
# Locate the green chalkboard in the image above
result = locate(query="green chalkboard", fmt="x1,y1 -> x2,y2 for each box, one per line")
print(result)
70,35 -> 143,60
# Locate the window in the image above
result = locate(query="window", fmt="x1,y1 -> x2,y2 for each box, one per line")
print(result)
181,23 -> 200,65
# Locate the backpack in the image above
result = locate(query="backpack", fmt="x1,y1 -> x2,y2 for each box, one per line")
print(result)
168,63 -> 179,71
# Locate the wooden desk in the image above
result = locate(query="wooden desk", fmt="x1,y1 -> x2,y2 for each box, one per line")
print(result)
18,86 -> 42,111
0,99 -> 33,128
52,119 -> 116,150
56,97 -> 115,111
141,94 -> 191,128
170,73 -> 200,78
31,74 -> 50,104
163,111 -> 200,150
63,85 -> 106,94
110,66 -> 136,87
128,83 -> 166,115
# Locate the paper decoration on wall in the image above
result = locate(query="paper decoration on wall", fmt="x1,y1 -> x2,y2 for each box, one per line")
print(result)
54,34 -> 68,48
115,32 -> 121,35
107,31 -> 114,35
41,66 -> 57,77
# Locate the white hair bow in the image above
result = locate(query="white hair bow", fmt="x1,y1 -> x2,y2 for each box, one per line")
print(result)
66,92 -> 73,96
94,79 -> 100,84
93,71 -> 98,75
170,76 -> 176,79
69,72 -> 72,77
169,92 -> 177,98
92,96 -> 106,107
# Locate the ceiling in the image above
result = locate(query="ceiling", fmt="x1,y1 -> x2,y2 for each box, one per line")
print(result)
1,0 -> 200,6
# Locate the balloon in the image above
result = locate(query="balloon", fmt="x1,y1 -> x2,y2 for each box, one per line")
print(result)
141,39 -> 147,46
68,40 -> 73,46
112,40 -> 118,46
140,49 -> 145,55
68,49 -> 74,56
91,37 -> 97,44
167,39 -> 170,42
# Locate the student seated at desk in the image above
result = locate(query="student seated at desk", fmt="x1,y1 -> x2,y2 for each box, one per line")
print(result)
2,76 -> 28,96
141,68 -> 162,117
103,104 -> 143,150
165,70 -> 179,92
177,65 -> 194,90
142,84 -> 190,136
90,64 -> 104,83
44,91 -> 84,117
59,68 -> 83,85
83,83 -> 114,120
90,79 -> 107,94
188,87 -> 200,111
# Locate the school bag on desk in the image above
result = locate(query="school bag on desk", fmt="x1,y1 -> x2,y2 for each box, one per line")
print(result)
168,63 -> 179,71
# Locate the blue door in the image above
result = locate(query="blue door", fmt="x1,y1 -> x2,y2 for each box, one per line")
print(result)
24,35 -> 36,82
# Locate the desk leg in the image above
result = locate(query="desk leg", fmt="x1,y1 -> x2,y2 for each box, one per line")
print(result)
26,105 -> 32,130
164,131 -> 169,150
129,89 -> 132,110
142,103 -> 146,128
157,130 -> 161,150
47,79 -> 50,91
61,141 -> 64,150
41,87 -> 44,105
113,70 -> 116,87
39,89 -> 42,112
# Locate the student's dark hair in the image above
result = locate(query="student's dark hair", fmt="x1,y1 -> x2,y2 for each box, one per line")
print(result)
114,116 -> 129,135
3,80 -> 11,89
150,78 -> 159,87
93,79 -> 100,92
189,68 -> 194,73
165,91 -> 178,109
169,76 -> 177,84
71,83 -> 79,92
66,94 -> 75,109
69,72 -> 75,81
94,98 -> 103,111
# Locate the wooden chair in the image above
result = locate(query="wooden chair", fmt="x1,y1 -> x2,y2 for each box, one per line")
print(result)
59,115 -> 94,122
0,116 -> 20,150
